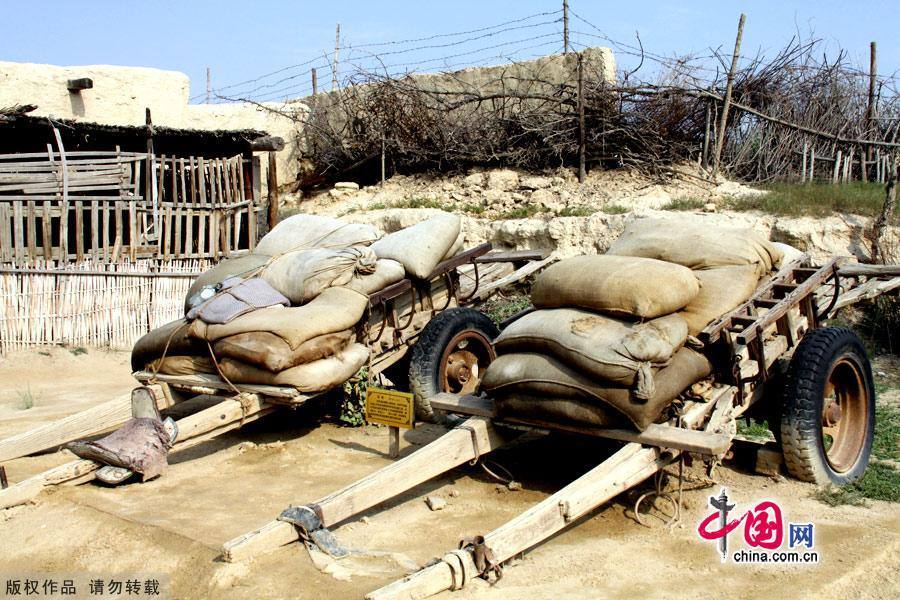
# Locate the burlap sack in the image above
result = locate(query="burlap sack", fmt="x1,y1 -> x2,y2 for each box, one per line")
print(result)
260,247 -> 378,304
606,217 -> 783,277
214,329 -> 354,372
146,355 -> 215,375
479,348 -> 712,430
495,309 -> 688,399
184,254 -> 271,314
219,343 -> 369,392
255,214 -> 381,256
496,394 -> 627,429
131,319 -> 201,372
442,231 -> 465,260
343,259 -> 407,296
189,287 -> 368,349
772,242 -> 805,267
531,255 -> 700,318
680,265 -> 760,335
371,212 -> 461,279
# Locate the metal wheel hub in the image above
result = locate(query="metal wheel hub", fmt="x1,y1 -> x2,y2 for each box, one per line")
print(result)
439,329 -> 495,395
821,355 -> 869,473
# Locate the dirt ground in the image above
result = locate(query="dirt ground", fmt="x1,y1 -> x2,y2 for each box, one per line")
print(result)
1,349 -> 898,599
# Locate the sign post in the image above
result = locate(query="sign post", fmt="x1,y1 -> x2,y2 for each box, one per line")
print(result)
365,387 -> 415,458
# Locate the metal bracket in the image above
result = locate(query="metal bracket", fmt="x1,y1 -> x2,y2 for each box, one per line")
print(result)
278,505 -> 349,558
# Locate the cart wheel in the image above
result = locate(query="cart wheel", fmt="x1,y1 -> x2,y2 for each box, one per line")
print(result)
780,327 -> 875,486
409,307 -> 499,421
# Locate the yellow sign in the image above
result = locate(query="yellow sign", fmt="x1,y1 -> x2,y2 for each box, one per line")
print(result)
365,387 -> 415,429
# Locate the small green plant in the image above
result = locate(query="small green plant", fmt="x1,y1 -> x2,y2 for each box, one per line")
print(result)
736,418 -> 774,440
497,203 -> 542,220
340,368 -> 369,426
16,386 -> 37,410
557,205 -> 597,217
460,202 -> 486,215
661,198 -> 706,211
482,294 -> 532,325
601,204 -> 631,214
69,346 -> 88,356
368,202 -> 388,210
391,196 -> 447,210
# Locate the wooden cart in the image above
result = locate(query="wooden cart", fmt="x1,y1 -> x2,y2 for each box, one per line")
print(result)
0,242 -> 554,508
218,255 -> 899,599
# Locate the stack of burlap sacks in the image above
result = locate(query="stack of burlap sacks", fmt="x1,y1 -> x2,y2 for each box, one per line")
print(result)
480,217 -> 786,431
132,212 -> 464,393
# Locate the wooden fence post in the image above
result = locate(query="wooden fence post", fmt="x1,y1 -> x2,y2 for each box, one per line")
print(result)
266,152 -> 279,230
801,140 -> 808,182
711,13 -> 746,178
577,52 -> 586,183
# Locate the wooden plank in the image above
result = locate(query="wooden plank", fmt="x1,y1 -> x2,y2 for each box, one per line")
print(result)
74,200 -> 84,261
25,200 -> 37,261
114,201 -> 124,261
471,255 -> 556,301
222,416 -> 507,562
12,201 -> 24,263
132,371 -> 304,401
102,201 -> 111,262
367,443 -> 669,600
0,396 -> 277,510
90,201 -> 100,259
475,249 -> 550,264
197,158 -> 207,255
0,203 -> 10,262
0,387 -> 175,463
701,255 -> 810,343
735,258 -> 841,345
41,201 -> 52,259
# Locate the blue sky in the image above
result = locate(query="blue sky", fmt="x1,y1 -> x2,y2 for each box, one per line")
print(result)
2,1 -> 897,102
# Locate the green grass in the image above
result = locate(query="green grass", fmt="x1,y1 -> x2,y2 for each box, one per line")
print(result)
391,196 -> 448,210
460,202 -> 486,215
814,462 -> 900,505
496,203 -> 542,220
873,405 -> 899,462
601,204 -> 631,214
660,198 -> 706,211
481,294 -> 532,325
557,205 -> 598,217
813,404 -> 900,505
726,182 -> 895,219
68,346 -> 88,356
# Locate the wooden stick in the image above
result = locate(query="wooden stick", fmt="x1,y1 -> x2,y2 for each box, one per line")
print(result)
366,443 -> 670,600
0,394 -> 276,509
711,13 -> 746,177
222,416 -> 507,562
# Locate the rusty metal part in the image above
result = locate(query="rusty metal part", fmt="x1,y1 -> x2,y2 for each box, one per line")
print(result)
439,330 -> 495,395
821,355 -> 869,473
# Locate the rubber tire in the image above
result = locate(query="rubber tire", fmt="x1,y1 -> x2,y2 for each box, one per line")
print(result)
780,327 -> 875,486
409,307 -> 500,421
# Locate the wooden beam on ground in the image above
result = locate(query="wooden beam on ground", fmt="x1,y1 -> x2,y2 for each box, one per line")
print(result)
0,386 -> 175,464
366,442 -> 672,600
222,416 -> 508,562
471,255 -> 556,301
473,249 -> 549,264
0,394 -> 276,509
132,371 -> 304,402
249,136 -> 285,152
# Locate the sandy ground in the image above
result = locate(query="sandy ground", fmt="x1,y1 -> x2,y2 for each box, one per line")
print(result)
0,350 -> 898,599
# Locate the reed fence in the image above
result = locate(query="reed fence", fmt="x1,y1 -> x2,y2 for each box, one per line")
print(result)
0,259 -> 209,354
